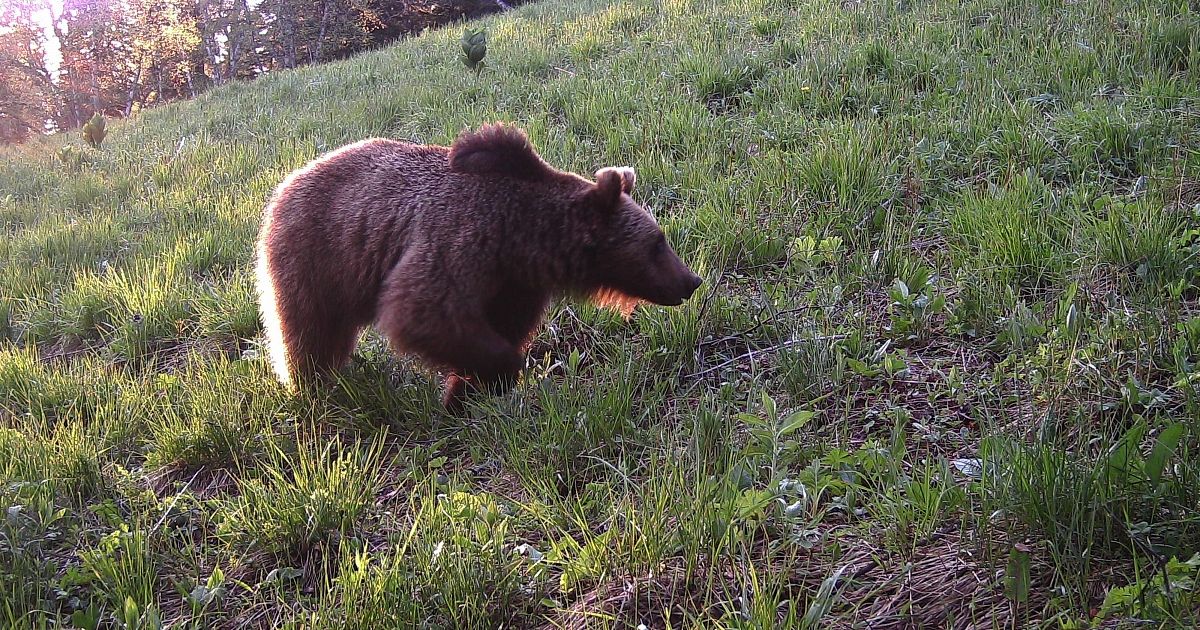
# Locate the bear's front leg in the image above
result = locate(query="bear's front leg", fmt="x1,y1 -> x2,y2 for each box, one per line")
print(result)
454,335 -> 523,399
376,269 -> 524,411
442,373 -> 469,412
440,364 -> 520,411
380,311 -> 523,411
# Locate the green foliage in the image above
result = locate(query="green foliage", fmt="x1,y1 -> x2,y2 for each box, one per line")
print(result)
737,391 -> 816,484
1148,20 -> 1195,74
886,266 -> 946,345
1,482 -> 78,628
1086,195 -> 1192,294
81,113 -> 107,150
1,0 -> 1199,626
80,525 -> 159,628
217,435 -> 384,556
1095,553 -> 1200,625
984,421 -> 1200,607
948,173 -> 1068,289
55,144 -> 85,170
462,28 -> 488,74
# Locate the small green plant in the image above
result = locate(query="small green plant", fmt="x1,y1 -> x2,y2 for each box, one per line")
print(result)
1087,196 -> 1189,292
994,300 -> 1047,352
461,28 -> 487,74
788,234 -> 843,274
1,482 -> 79,625
846,341 -> 909,382
751,16 -> 783,37
1004,543 -> 1033,604
389,485 -> 528,627
681,53 -> 765,106
796,132 -> 896,243
82,112 -> 107,149
886,266 -> 946,344
883,458 -> 968,555
112,596 -> 162,630
179,566 -> 228,620
985,421 -> 1199,606
1094,553 -> 1200,625
737,391 -> 817,483
848,41 -> 896,79
1149,20 -> 1194,73
80,525 -> 159,629
217,435 -> 383,556
56,144 -> 85,170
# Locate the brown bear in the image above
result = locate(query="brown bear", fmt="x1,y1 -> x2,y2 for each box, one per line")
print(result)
254,123 -> 703,410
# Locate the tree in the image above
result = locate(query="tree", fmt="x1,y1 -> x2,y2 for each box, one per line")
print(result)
366,1 -> 511,47
189,0 -> 262,87
51,0 -> 140,128
0,0 -> 509,144
124,0 -> 202,112
256,0 -> 381,70
0,0 -> 59,142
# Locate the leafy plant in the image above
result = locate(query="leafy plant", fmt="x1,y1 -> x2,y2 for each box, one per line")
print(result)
738,391 -> 817,483
846,341 -> 909,382
180,566 -> 228,619
788,235 -> 844,274
56,144 -> 85,170
80,525 -> 159,629
461,28 -> 487,74
82,112 -> 107,149
1,482 -> 77,626
886,266 -> 946,344
112,596 -> 162,630
1094,553 -> 1200,625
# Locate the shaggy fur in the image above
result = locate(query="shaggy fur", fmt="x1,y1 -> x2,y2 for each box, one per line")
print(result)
254,123 -> 702,409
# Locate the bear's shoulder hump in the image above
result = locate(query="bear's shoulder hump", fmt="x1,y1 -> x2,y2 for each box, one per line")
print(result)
447,123 -> 548,181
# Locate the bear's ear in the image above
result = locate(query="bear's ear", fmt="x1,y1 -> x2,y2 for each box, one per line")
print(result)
448,123 -> 547,180
596,166 -> 635,194
586,167 -> 625,212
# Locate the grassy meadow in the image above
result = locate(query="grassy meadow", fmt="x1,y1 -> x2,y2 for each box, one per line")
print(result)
3,0 -> 1200,627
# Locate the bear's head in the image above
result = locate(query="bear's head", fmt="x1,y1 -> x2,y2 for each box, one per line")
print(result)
447,123 -> 702,316
581,166 -> 703,316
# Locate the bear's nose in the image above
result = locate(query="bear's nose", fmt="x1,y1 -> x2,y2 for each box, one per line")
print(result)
685,273 -> 703,296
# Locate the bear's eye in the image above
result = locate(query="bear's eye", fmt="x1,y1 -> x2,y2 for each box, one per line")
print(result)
652,233 -> 667,255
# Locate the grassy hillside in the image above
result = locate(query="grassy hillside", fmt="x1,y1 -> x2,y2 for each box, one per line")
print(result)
3,0 -> 1200,627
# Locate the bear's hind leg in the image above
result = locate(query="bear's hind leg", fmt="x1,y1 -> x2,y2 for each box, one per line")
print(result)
270,294 -> 361,387
257,238 -> 361,388
288,318 -> 360,381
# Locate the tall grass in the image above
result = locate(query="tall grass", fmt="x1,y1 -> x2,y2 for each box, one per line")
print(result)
2,0 -> 1199,626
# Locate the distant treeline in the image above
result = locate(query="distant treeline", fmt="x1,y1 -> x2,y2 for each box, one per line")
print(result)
0,0 -> 521,145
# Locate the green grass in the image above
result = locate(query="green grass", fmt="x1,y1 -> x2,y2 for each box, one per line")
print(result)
3,0 -> 1200,627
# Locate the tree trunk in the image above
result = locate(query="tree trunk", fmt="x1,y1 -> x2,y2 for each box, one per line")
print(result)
124,55 -> 144,116
313,0 -> 333,64
285,16 -> 297,69
48,11 -> 81,129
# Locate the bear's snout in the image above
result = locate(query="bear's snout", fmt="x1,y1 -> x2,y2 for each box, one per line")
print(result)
683,272 -> 703,299
661,271 -> 702,305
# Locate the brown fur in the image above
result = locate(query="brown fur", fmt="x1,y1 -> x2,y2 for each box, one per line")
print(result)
254,123 -> 702,409
447,123 -> 548,179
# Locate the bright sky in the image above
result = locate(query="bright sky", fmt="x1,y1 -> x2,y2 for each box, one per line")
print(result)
35,1 -> 63,76
0,1 -> 65,76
